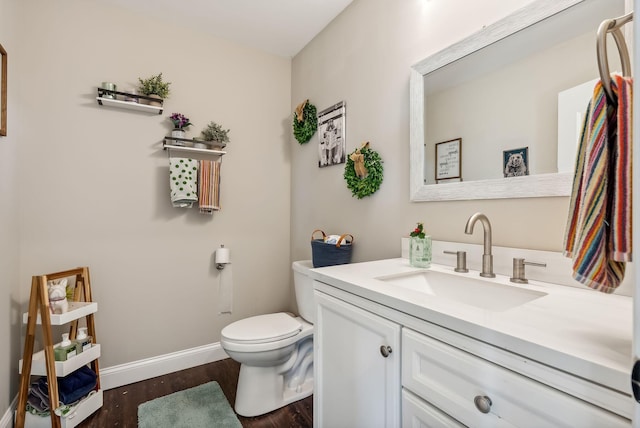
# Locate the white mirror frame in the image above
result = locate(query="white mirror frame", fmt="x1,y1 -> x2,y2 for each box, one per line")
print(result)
409,0 -> 582,201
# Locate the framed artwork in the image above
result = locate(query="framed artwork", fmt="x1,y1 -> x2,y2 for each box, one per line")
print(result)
0,43 -> 6,136
435,138 -> 461,181
503,147 -> 529,177
317,101 -> 346,168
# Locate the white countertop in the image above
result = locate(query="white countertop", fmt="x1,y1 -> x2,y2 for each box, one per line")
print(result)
309,258 -> 633,396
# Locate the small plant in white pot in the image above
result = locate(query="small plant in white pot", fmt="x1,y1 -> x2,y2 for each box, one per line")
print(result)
168,113 -> 192,144
196,121 -> 230,148
138,72 -> 171,106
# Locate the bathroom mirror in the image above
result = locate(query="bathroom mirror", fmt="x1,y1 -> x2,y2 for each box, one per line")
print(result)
409,0 -> 625,201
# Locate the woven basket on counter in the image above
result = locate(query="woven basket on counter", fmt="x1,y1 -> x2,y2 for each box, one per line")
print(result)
310,229 -> 354,268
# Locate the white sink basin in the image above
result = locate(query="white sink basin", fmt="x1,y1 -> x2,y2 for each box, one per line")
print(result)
377,270 -> 547,311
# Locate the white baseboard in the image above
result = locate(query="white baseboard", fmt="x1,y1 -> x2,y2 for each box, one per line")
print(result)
0,396 -> 16,428
100,342 -> 229,390
2,342 -> 230,426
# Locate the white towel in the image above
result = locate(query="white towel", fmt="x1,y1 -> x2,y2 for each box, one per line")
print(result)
324,235 -> 342,245
169,158 -> 198,208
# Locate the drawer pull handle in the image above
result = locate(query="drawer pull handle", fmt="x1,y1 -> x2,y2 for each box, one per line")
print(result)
379,345 -> 392,358
474,395 -> 492,414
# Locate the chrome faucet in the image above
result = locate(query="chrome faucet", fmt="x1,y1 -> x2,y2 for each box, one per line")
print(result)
464,212 -> 495,278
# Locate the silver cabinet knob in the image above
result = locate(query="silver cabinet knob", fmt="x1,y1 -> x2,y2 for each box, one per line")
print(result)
379,345 -> 392,358
474,395 -> 492,414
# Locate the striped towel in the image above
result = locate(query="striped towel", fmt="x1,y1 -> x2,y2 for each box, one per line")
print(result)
198,160 -> 221,215
563,75 -> 633,293
169,158 -> 198,208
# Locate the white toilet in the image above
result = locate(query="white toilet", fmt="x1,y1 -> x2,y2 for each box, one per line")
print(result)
221,260 -> 315,417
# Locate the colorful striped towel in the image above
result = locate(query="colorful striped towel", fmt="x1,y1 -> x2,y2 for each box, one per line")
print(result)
563,75 -> 632,293
198,160 -> 221,215
169,158 -> 198,208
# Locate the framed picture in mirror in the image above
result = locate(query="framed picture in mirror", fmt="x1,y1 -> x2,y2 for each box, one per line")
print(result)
0,43 -> 6,136
435,138 -> 461,182
503,147 -> 529,178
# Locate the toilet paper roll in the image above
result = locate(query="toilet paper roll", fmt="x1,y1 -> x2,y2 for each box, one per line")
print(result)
215,247 -> 230,264
218,264 -> 233,314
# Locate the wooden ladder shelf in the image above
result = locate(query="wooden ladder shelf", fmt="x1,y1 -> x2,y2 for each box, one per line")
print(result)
15,267 -> 101,428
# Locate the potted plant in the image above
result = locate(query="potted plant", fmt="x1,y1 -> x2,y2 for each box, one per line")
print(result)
168,113 -> 192,142
197,121 -> 230,148
138,72 -> 171,106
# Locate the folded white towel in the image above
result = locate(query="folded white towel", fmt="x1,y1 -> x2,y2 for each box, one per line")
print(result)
169,158 -> 198,208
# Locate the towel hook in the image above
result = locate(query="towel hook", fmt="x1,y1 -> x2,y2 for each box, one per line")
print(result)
596,11 -> 633,102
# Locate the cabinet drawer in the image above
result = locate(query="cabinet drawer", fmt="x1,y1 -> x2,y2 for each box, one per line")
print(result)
402,329 -> 629,428
403,388 -> 464,428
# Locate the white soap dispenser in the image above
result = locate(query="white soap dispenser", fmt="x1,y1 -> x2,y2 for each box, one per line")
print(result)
74,327 -> 92,353
54,333 -> 77,361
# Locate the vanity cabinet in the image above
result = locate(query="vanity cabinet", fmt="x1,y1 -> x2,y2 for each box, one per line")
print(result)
313,277 -> 631,427
314,290 -> 401,428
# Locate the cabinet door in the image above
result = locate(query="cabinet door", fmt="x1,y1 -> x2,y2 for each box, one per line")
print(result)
314,290 -> 401,428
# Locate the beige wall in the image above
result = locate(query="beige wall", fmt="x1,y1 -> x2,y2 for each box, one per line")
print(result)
8,0 -> 291,400
0,0 -> 21,416
291,0 -> 571,266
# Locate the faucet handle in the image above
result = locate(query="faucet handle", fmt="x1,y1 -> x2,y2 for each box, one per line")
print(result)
443,250 -> 469,273
510,258 -> 547,284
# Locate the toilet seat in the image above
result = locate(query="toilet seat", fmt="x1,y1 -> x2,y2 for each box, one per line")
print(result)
222,312 -> 302,343
221,313 -> 312,353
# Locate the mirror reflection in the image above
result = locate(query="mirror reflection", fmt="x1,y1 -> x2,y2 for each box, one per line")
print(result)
410,0 -> 626,201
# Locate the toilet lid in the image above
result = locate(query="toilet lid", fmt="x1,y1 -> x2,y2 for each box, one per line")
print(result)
221,313 -> 303,344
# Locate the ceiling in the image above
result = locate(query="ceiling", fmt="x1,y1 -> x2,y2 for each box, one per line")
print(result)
100,0 -> 354,58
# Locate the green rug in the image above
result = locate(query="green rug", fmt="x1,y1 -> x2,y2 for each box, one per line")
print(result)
138,381 -> 242,428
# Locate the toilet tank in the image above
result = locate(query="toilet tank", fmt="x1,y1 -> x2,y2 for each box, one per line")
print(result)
292,260 -> 315,324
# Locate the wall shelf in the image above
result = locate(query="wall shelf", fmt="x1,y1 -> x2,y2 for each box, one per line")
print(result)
163,137 -> 227,156
96,88 -> 163,114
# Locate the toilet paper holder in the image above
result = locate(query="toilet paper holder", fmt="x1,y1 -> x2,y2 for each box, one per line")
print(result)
216,244 -> 230,270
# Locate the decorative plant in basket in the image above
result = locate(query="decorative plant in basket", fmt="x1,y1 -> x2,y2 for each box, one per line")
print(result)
138,72 -> 171,105
200,121 -> 230,145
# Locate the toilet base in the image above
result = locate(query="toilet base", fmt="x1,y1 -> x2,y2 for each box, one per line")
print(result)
234,362 -> 314,417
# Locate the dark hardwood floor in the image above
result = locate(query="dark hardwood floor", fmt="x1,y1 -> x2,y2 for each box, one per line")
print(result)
79,358 -> 313,427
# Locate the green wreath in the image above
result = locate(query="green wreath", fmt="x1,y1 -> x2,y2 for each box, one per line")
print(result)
292,101 -> 317,144
344,143 -> 384,199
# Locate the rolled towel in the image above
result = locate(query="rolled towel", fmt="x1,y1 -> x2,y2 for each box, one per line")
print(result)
324,234 -> 352,245
169,158 -> 198,208
324,235 -> 342,245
